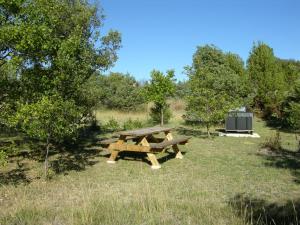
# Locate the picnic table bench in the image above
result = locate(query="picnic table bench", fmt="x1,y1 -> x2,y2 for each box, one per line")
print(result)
99,126 -> 191,169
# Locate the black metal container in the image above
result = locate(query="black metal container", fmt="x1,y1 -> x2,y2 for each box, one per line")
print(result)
225,111 -> 253,133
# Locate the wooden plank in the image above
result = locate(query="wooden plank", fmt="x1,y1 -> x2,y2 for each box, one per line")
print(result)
138,137 -> 150,147
146,135 -> 165,143
107,150 -> 119,163
99,136 -> 137,147
139,136 -> 161,169
118,126 -> 173,137
106,137 -> 126,164
172,144 -> 183,159
150,137 -> 191,150
99,138 -> 118,145
109,142 -> 152,152
165,131 -> 174,141
147,153 -> 161,169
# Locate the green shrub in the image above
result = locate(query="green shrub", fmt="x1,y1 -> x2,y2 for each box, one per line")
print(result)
281,80 -> 300,130
284,102 -> 300,130
100,73 -> 145,111
0,150 -> 8,166
123,118 -> 143,130
149,104 -> 172,125
103,118 -> 121,132
0,140 -> 20,166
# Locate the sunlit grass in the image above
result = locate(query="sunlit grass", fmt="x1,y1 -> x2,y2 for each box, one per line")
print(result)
95,99 -> 186,126
0,103 -> 300,225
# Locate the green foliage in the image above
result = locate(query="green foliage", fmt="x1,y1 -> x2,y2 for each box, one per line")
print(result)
145,70 -> 176,105
283,81 -> 300,130
0,0 -> 122,171
0,137 -> 20,166
149,104 -> 172,125
0,0 -> 121,117
99,73 -> 145,111
285,103 -> 300,130
123,118 -> 144,130
174,81 -> 189,99
247,42 -> 287,118
12,96 -> 82,178
0,149 -> 7,166
278,59 -> 300,86
8,97 -> 82,178
186,45 -> 246,136
0,62 -> 20,128
78,74 -> 106,111
102,118 -> 144,132
13,96 -> 81,142
103,118 -> 121,132
225,52 -> 245,77
145,70 -> 176,125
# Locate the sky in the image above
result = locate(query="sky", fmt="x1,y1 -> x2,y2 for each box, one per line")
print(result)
99,0 -> 300,81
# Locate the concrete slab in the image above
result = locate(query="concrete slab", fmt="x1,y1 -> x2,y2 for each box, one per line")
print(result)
218,132 -> 260,138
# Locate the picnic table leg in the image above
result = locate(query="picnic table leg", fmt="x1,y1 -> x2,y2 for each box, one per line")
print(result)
147,153 -> 161,169
138,137 -> 161,169
172,144 -> 183,159
165,131 -> 173,141
106,136 -> 127,164
107,150 -> 119,164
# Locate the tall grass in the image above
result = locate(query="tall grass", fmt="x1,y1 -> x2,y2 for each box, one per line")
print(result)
95,99 -> 186,127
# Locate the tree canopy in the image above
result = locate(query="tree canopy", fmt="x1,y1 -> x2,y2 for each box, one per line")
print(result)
0,0 -> 121,175
186,45 -> 247,136
145,70 -> 176,125
247,42 -> 286,118
99,72 -> 145,111
0,0 -> 121,108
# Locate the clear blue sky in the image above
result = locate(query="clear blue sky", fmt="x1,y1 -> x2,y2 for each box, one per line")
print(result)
99,0 -> 300,81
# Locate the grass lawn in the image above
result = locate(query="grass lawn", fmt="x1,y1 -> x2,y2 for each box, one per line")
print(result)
0,109 -> 300,225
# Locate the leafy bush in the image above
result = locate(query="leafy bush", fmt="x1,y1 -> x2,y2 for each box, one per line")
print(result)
285,102 -> 300,130
100,73 -> 145,111
123,118 -> 144,130
149,104 -> 172,125
261,131 -> 282,151
103,118 -> 121,132
283,80 -> 300,130
0,150 -> 8,167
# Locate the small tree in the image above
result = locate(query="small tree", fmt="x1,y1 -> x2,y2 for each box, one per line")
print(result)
145,70 -> 176,126
186,87 -> 233,137
186,45 -> 245,137
247,42 -> 286,118
13,96 -> 81,178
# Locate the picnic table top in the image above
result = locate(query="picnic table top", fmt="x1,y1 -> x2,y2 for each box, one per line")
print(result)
118,126 -> 173,137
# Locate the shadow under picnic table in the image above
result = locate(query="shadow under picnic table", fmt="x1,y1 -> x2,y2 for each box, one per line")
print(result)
104,149 -> 187,166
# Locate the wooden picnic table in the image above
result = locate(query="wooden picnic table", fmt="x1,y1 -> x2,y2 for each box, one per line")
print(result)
100,126 -> 190,169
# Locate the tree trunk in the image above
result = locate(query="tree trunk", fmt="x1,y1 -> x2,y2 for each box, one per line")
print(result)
160,106 -> 164,126
44,136 -> 50,179
206,124 -> 211,138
